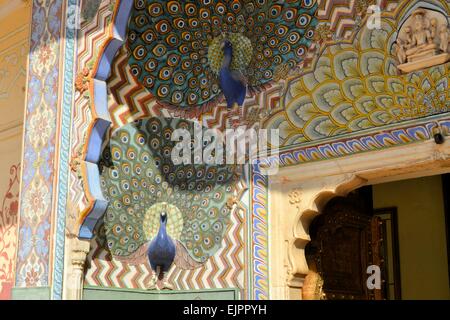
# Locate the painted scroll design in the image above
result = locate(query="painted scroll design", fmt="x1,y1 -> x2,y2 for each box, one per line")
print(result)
0,164 -> 20,299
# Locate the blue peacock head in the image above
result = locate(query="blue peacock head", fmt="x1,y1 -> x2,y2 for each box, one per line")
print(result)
160,210 -> 168,225
221,39 -> 233,50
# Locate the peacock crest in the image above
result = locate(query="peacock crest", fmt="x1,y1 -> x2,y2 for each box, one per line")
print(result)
142,202 -> 184,241
207,33 -> 253,75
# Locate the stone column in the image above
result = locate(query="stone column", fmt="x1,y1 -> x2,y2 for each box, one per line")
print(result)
63,237 -> 91,300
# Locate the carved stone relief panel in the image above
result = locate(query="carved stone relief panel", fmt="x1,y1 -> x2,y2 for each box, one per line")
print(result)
395,8 -> 449,73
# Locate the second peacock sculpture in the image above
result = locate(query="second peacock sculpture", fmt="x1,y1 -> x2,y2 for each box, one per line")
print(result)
99,117 -> 241,290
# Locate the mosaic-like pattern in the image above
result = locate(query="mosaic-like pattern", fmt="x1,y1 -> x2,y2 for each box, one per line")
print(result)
249,165 -> 269,300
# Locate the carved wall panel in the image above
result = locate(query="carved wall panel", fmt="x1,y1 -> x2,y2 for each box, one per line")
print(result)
395,8 -> 450,72
64,0 -> 450,301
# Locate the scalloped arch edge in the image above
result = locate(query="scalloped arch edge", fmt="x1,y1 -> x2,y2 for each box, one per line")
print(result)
78,0 -> 133,239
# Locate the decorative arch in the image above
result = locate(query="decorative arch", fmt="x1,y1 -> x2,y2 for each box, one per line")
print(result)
268,132 -> 450,299
78,0 -> 133,239
293,176 -> 367,277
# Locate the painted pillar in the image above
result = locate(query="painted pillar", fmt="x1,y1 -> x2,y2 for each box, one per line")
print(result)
14,0 -> 78,300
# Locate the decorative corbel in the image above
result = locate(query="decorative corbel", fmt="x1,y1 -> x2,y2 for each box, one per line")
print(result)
63,236 -> 91,300
75,67 -> 91,96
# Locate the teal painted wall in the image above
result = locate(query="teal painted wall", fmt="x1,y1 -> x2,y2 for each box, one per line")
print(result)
83,286 -> 239,300
373,176 -> 450,300
12,287 -> 51,300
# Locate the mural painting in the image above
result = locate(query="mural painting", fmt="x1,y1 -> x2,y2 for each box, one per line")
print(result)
0,0 -> 447,301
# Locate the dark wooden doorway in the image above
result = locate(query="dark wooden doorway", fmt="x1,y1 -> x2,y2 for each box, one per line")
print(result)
305,187 -> 384,300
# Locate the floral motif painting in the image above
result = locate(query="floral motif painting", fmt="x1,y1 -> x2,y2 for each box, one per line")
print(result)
0,164 -> 20,300
15,0 -> 62,288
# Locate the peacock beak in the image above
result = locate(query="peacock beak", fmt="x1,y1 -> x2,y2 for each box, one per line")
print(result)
160,211 -> 167,223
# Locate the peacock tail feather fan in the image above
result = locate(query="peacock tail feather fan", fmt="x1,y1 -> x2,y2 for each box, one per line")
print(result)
127,0 -> 318,108
99,117 -> 240,264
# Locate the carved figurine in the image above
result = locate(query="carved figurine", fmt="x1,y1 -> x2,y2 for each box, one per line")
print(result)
440,25 -> 449,53
402,26 -> 415,50
396,8 -> 450,73
405,9 -> 437,60
430,18 -> 438,40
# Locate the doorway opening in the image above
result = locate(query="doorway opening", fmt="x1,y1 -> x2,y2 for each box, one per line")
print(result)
305,174 -> 450,300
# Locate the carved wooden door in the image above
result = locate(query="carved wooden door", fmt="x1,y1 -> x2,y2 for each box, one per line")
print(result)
306,188 -> 384,300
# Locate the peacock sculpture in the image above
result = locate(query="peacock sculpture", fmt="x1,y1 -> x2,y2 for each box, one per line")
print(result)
98,117 -> 240,289
219,39 -> 247,108
127,0 -> 318,110
146,209 -> 176,289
